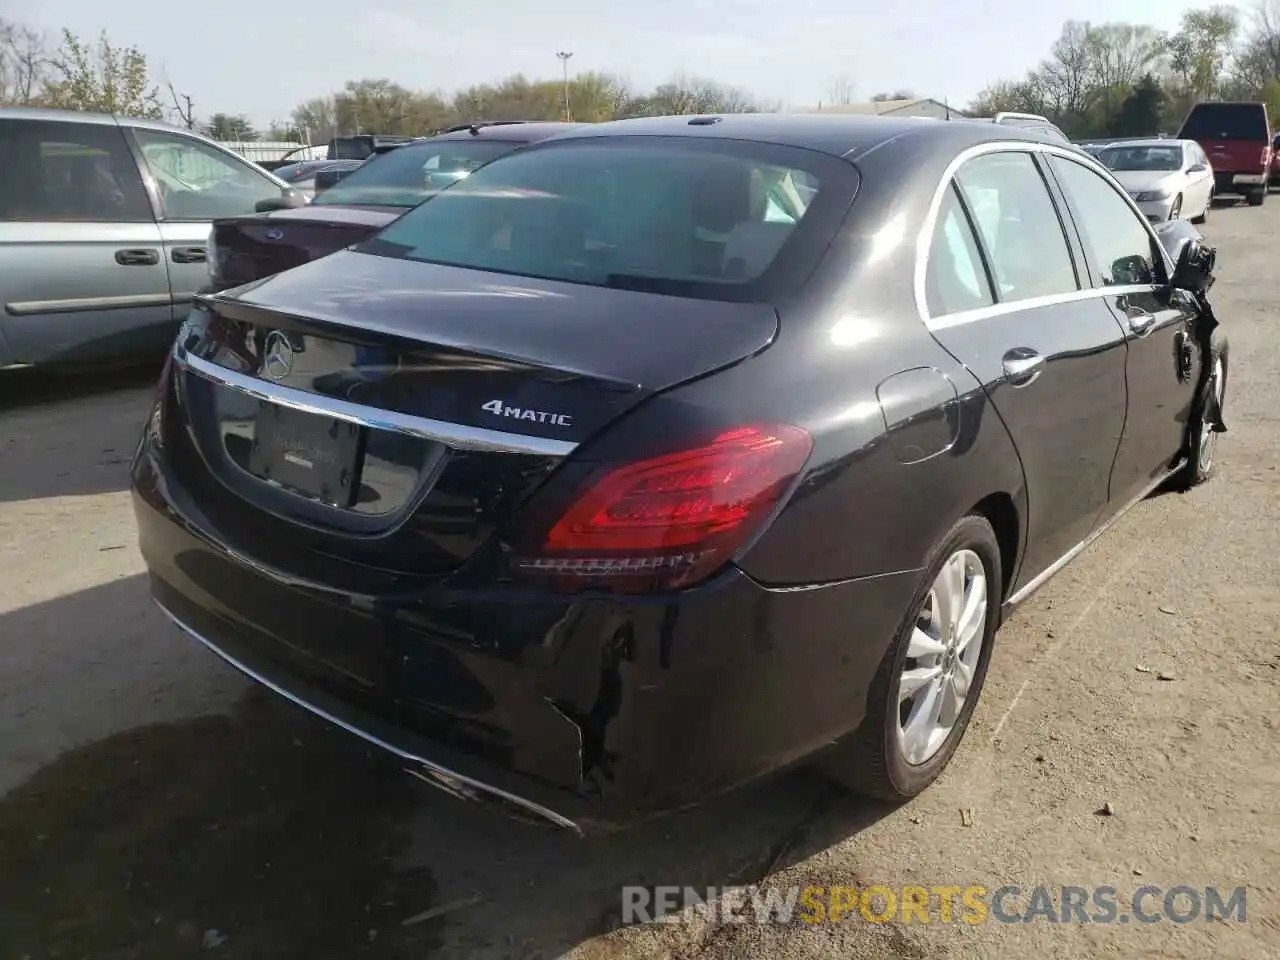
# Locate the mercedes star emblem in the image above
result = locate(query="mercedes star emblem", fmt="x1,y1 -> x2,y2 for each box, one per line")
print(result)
262,331 -> 295,380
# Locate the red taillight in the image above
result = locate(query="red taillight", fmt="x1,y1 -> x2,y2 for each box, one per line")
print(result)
511,424 -> 812,594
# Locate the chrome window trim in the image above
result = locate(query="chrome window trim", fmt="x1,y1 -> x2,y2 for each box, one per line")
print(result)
915,140 -> 1178,331
173,346 -> 578,458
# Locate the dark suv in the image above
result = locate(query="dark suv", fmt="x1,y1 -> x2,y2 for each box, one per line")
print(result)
1177,101 -> 1272,205
205,121 -> 580,292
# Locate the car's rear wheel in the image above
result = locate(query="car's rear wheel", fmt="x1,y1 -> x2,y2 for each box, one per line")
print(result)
1248,186 -> 1266,206
821,514 -> 1002,801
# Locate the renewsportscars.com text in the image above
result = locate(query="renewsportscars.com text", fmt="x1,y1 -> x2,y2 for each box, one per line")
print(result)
621,884 -> 1248,926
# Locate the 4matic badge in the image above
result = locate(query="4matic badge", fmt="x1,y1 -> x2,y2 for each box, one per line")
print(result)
481,399 -> 573,428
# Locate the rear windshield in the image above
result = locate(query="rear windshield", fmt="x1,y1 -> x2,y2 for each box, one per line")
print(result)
313,140 -> 516,207
1178,103 -> 1269,141
359,137 -> 858,302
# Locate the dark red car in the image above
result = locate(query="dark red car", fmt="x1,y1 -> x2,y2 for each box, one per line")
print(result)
1269,131 -> 1280,188
1177,100 -> 1272,206
205,121 -> 580,292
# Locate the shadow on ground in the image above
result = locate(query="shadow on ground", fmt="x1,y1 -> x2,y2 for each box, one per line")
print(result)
0,576 -> 895,960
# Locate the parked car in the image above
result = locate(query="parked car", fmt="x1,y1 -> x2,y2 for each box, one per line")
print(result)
205,121 -> 579,293
1269,131 -> 1280,189
971,111 -> 1071,143
133,114 -> 1227,833
1092,138 -> 1213,223
256,144 -> 328,173
0,107 -> 305,369
272,159 -> 364,199
1176,100 -> 1271,205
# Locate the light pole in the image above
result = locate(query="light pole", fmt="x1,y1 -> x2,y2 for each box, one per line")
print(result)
555,51 -> 573,122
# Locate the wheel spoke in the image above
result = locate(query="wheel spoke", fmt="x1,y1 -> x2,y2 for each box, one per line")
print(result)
937,554 -> 964,631
937,675 -> 963,727
952,659 -> 974,700
899,664 -> 942,702
955,578 -> 986,651
907,626 -> 946,660
902,679 -> 943,762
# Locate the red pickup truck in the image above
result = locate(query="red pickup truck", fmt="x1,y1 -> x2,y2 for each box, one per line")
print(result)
1177,100 -> 1272,206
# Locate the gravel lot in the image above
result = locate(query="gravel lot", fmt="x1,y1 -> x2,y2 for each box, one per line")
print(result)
1,202 -> 1276,960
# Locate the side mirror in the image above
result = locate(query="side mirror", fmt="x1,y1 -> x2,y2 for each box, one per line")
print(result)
1110,254 -> 1152,286
1171,238 -> 1216,295
254,189 -> 307,213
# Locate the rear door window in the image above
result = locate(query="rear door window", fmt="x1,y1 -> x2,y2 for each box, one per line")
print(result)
1048,155 -> 1161,287
924,183 -> 994,317
1178,103 -> 1269,141
954,151 -> 1078,303
361,138 -> 860,302
0,118 -> 153,222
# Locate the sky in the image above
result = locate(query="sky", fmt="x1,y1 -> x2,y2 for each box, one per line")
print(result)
11,0 -> 1221,128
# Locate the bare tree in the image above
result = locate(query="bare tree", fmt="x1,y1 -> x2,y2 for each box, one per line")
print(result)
165,79 -> 195,129
0,17 -> 48,106
827,75 -> 856,105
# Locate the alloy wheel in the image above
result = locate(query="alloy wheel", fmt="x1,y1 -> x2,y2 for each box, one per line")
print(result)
896,549 -> 988,766
1198,357 -> 1225,474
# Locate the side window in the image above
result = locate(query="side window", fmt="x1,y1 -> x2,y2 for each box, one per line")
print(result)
1049,156 -> 1159,287
925,183 -> 994,317
131,129 -> 283,220
955,151 -> 1078,303
0,118 -> 152,222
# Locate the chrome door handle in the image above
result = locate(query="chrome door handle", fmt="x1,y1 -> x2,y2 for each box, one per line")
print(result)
1002,350 -> 1045,387
1127,312 -> 1157,337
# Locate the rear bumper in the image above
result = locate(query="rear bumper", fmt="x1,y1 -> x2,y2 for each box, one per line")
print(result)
132,436 -> 919,833
1214,171 -> 1267,193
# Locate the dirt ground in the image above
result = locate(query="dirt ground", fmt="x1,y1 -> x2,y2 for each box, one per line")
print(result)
1,201 -> 1277,960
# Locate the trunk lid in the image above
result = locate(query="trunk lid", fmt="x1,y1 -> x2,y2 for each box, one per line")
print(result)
167,249 -> 778,586
210,205 -> 403,291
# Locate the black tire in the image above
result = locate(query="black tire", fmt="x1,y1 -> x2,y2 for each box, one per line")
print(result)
820,514 -> 1003,801
1175,348 -> 1227,489
1248,186 -> 1266,206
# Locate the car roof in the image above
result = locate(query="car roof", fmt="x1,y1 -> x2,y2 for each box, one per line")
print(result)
540,113 -> 1069,160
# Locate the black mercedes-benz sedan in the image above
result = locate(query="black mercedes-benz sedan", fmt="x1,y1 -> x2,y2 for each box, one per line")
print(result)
131,114 -> 1228,833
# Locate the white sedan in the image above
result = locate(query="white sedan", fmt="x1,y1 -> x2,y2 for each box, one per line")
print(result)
1094,138 -> 1214,223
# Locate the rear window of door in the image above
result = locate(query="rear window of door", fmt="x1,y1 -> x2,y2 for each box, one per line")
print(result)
1047,155 -> 1161,287
131,128 -> 284,220
924,183 -> 995,317
0,118 -> 152,222
954,151 -> 1079,303
1178,103 -> 1269,142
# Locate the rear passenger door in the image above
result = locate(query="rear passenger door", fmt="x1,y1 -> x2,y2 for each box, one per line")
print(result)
1046,153 -> 1202,505
0,117 -> 171,366
923,148 -> 1130,588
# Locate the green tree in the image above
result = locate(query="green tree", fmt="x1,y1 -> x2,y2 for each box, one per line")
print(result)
204,113 -> 257,140
1111,73 -> 1167,136
1167,6 -> 1239,101
41,28 -> 162,117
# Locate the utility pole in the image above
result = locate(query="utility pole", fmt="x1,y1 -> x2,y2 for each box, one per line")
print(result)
555,51 -> 573,122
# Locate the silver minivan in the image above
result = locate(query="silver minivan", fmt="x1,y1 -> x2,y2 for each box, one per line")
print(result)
0,108 -> 304,369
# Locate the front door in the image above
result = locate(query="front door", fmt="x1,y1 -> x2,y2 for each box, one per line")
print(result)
921,149 -> 1130,587
1046,154 -> 1203,506
125,126 -> 290,306
0,117 -> 171,365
